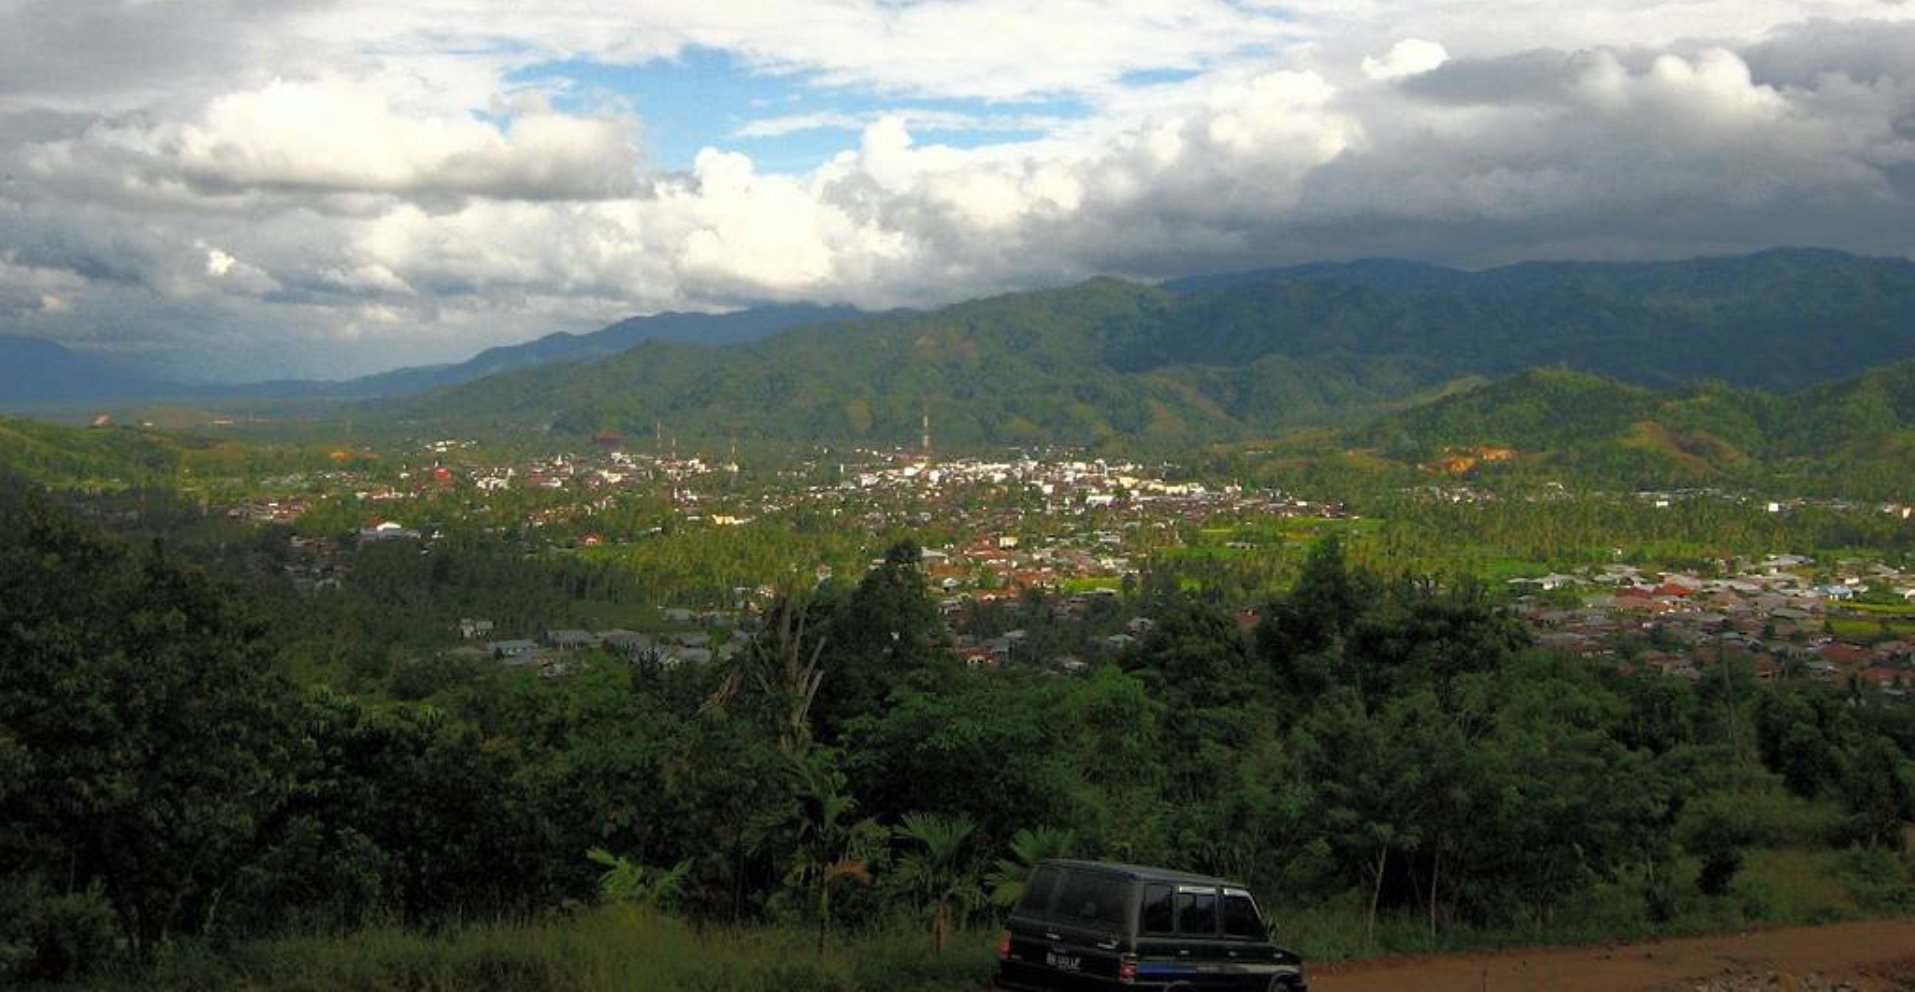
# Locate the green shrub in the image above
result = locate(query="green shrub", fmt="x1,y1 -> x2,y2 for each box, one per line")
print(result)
0,883 -> 120,986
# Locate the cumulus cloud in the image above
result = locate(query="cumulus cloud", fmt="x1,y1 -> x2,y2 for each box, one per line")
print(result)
29,75 -> 643,204
2,1 -> 1915,378
1363,40 -> 1450,81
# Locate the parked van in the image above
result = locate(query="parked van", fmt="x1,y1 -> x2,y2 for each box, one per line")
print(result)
992,859 -> 1307,991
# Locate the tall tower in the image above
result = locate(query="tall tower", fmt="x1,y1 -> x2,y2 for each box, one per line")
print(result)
920,400 -> 933,462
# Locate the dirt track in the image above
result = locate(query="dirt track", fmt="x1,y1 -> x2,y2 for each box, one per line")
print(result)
1311,919 -> 1915,991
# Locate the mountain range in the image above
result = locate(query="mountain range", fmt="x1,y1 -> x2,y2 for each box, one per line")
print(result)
381,247 -> 1915,450
7,247 -> 1915,463
0,336 -> 177,407
0,304 -> 866,410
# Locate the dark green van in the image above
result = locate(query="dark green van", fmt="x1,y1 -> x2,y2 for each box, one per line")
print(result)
992,860 -> 1307,992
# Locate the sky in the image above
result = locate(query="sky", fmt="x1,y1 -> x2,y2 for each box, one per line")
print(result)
2,1 -> 1914,381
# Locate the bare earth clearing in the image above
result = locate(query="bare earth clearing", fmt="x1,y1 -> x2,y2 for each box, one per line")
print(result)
1313,919 -> 1915,991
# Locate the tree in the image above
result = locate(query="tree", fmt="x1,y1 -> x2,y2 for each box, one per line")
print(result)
706,591 -> 829,752
815,539 -> 953,739
1131,589 -> 1257,708
1255,535 -> 1375,701
785,749 -> 883,955
1676,792 -> 1755,896
1840,737 -> 1915,850
1303,691 -> 1429,946
895,811 -> 979,955
985,827 -> 1076,908
0,490 -> 296,963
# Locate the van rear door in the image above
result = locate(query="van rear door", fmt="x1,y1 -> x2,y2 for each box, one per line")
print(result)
1004,867 -> 1129,989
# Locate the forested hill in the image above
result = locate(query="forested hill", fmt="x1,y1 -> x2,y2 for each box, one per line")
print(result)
1353,360 -> 1915,493
0,416 -> 182,486
387,248 -> 1915,448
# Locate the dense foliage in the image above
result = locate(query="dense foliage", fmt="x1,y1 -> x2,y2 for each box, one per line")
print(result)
4,475 -> 1911,987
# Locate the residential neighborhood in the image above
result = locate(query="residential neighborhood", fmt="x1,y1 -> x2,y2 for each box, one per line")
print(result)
190,437 -> 1914,701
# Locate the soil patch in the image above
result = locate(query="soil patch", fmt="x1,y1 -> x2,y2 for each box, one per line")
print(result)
1313,919 -> 1915,992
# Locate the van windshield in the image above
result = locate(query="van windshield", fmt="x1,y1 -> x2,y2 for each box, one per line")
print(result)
1222,892 -> 1263,938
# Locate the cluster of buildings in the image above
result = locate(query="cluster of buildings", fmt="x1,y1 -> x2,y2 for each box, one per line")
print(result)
200,440 -> 1911,699
1520,555 -> 1914,695
463,614 -> 750,679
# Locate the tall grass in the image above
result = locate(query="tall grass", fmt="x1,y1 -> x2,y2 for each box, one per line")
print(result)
133,909 -> 997,992
1275,846 -> 1915,964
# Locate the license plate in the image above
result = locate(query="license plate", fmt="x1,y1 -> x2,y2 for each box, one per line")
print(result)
1045,951 -> 1081,972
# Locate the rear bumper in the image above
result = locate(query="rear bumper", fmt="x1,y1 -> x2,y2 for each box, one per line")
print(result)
992,972 -> 1307,992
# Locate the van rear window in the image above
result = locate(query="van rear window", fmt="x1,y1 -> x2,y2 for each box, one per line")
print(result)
1019,866 -> 1061,915
1054,871 -> 1127,929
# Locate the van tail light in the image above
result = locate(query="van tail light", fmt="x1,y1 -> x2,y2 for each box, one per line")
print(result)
996,929 -> 1012,958
1118,952 -> 1137,983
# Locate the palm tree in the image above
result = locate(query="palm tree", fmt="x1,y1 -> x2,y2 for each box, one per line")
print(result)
585,849 -> 691,914
896,811 -> 979,955
984,826 -> 1076,908
704,591 -> 827,753
786,750 -> 882,955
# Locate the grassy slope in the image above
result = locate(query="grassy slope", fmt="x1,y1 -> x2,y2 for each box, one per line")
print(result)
103,845 -> 1914,991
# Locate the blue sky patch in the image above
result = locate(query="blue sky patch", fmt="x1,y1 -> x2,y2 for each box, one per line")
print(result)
510,47 -> 1089,174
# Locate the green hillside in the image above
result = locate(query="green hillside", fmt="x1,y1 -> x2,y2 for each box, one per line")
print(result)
386,248 -> 1915,450
0,418 -> 183,487
1354,361 -> 1915,493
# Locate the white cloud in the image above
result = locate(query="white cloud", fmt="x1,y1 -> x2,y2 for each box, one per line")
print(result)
30,74 -> 643,204
3,2 -> 1915,379
1363,40 -> 1449,81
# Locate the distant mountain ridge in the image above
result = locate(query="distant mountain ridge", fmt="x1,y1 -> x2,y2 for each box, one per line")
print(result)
306,303 -> 870,399
1162,246 -> 1891,298
0,304 -> 870,410
0,336 -> 179,408
387,247 -> 1915,449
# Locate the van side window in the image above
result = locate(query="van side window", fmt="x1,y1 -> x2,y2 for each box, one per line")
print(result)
1054,871 -> 1127,929
1222,892 -> 1262,938
1140,884 -> 1175,934
1020,866 -> 1061,916
1175,888 -> 1217,935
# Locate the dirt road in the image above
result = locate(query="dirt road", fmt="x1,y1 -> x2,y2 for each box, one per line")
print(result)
1311,919 -> 1915,991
